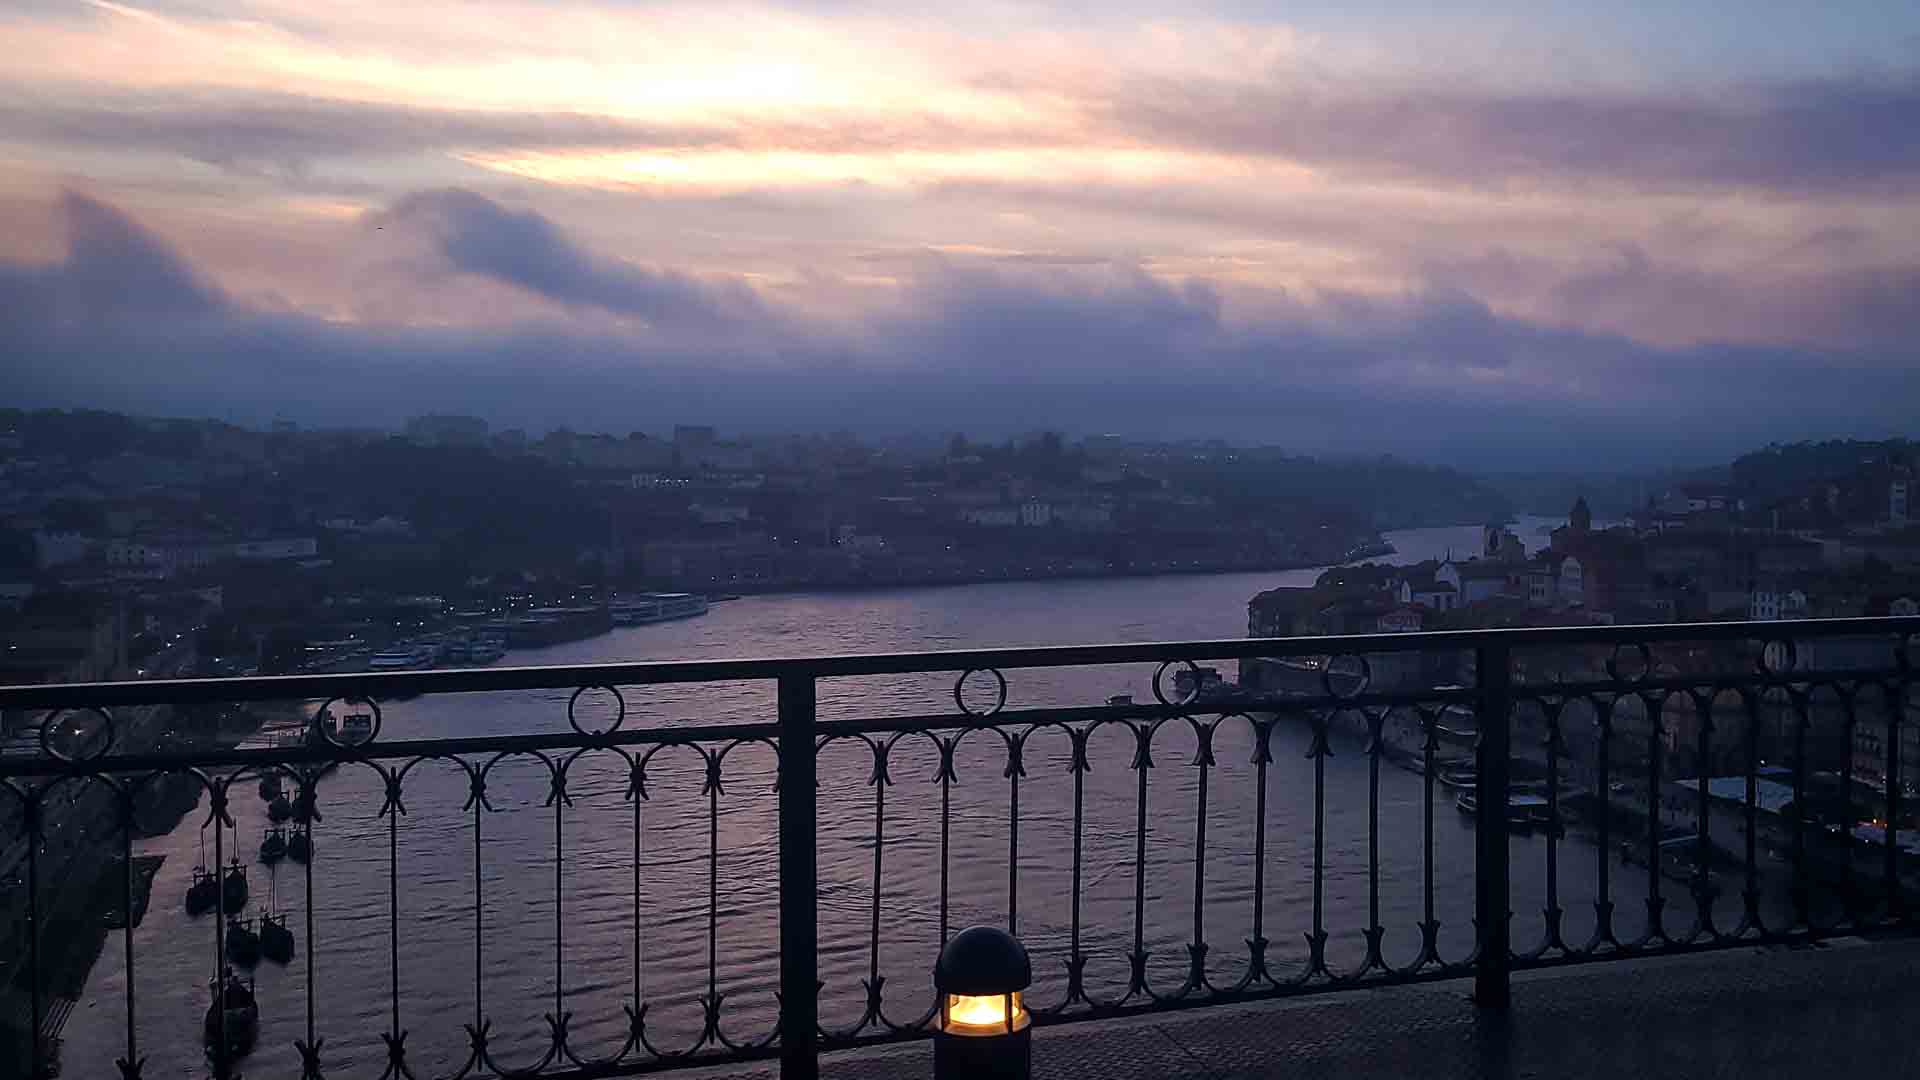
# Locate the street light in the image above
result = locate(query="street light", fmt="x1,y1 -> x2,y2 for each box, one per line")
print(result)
934,925 -> 1031,1080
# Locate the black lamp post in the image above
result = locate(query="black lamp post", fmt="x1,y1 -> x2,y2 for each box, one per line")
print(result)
933,925 -> 1031,1080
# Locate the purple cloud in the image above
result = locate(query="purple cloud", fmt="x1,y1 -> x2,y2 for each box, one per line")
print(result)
377,189 -> 768,331
2,192 -> 1915,470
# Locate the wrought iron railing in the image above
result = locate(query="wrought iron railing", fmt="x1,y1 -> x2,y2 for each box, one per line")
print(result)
1,617 -> 1916,1079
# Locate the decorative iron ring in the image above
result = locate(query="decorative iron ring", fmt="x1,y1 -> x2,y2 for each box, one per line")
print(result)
953,668 -> 1007,717
1605,642 -> 1653,683
1757,638 -> 1798,677
566,685 -> 628,736
38,706 -> 115,763
1322,654 -> 1372,701
313,695 -> 383,750
1153,659 -> 1203,706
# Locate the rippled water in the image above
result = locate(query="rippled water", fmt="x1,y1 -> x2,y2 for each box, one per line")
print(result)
64,519 -> 1763,1077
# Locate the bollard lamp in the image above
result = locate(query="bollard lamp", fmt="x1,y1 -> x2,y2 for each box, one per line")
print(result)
933,925 -> 1031,1080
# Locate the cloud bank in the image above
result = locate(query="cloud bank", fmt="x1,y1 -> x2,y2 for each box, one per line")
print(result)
3,190 -> 1913,470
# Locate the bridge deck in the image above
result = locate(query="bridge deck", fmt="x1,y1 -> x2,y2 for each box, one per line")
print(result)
698,936 -> 1918,1079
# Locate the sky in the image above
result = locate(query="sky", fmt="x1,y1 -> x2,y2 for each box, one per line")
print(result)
1,1 -> 1917,468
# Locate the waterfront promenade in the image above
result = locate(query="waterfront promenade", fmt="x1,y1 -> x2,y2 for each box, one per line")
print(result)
698,936 -> 1920,1079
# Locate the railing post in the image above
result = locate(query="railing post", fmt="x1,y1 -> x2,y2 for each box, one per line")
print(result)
778,674 -> 819,1079
1474,643 -> 1512,1008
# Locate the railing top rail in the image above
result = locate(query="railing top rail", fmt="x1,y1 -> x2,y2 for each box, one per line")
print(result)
1,616 -> 1914,710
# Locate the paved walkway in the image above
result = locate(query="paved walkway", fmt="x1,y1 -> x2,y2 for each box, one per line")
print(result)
693,936 -> 1920,1079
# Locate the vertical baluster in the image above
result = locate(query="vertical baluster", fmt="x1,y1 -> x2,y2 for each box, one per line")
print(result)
1127,723 -> 1151,997
1473,644 -> 1511,1006
25,790 -> 42,1080
1836,690 -> 1860,926
1417,708 -> 1441,968
705,753 -> 719,1047
938,741 -> 951,948
1007,737 -> 1020,937
1248,720 -> 1271,985
1067,728 -> 1088,1005
1689,692 -> 1719,941
1186,723 -> 1212,994
866,743 -> 885,1029
472,780 -> 485,1057
119,785 -> 138,1077
389,769 -> 404,1069
1887,676 -> 1905,925
1739,693 -> 1765,936
211,793 -> 229,1080
555,765 -> 568,1055
631,776 -> 642,1044
1541,702 -> 1565,954
776,675 -> 817,1079
1642,694 -> 1666,944
1361,711 -> 1385,974
1307,711 -> 1328,978
301,771 -> 319,1079
1789,688 -> 1813,933
1590,700 -> 1616,950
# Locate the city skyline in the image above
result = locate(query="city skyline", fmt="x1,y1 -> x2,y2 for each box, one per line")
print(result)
2,2 -> 1918,467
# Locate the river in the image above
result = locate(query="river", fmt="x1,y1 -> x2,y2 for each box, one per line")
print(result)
62,516 -> 1736,1077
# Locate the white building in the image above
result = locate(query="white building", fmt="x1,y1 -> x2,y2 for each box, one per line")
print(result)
1749,587 -> 1808,621
1018,500 -> 1054,527
961,507 -> 1020,527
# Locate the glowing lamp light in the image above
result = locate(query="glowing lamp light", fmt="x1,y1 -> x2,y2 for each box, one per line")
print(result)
934,926 -> 1031,1080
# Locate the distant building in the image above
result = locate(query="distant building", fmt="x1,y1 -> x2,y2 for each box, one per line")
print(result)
231,537 -> 319,561
674,425 -> 718,449
31,530 -> 91,569
681,441 -> 755,472
961,506 -> 1020,528
691,502 -> 751,525
405,414 -> 489,447
1018,500 -> 1053,527
1749,585 -> 1808,621
1436,559 -> 1510,606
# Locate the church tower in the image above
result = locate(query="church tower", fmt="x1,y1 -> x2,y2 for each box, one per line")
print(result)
1571,496 -> 1592,536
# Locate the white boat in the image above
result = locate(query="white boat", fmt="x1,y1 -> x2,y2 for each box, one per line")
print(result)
366,646 -> 432,670
609,592 -> 710,626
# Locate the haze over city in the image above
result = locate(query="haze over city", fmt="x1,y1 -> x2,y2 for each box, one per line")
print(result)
3,1 -> 1918,467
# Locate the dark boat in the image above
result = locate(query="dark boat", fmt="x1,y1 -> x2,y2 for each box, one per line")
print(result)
287,828 -> 312,864
260,912 -> 295,964
266,793 -> 294,823
222,861 -> 248,911
185,866 -> 218,916
226,917 -> 261,967
259,827 -> 286,865
203,969 -> 259,1059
